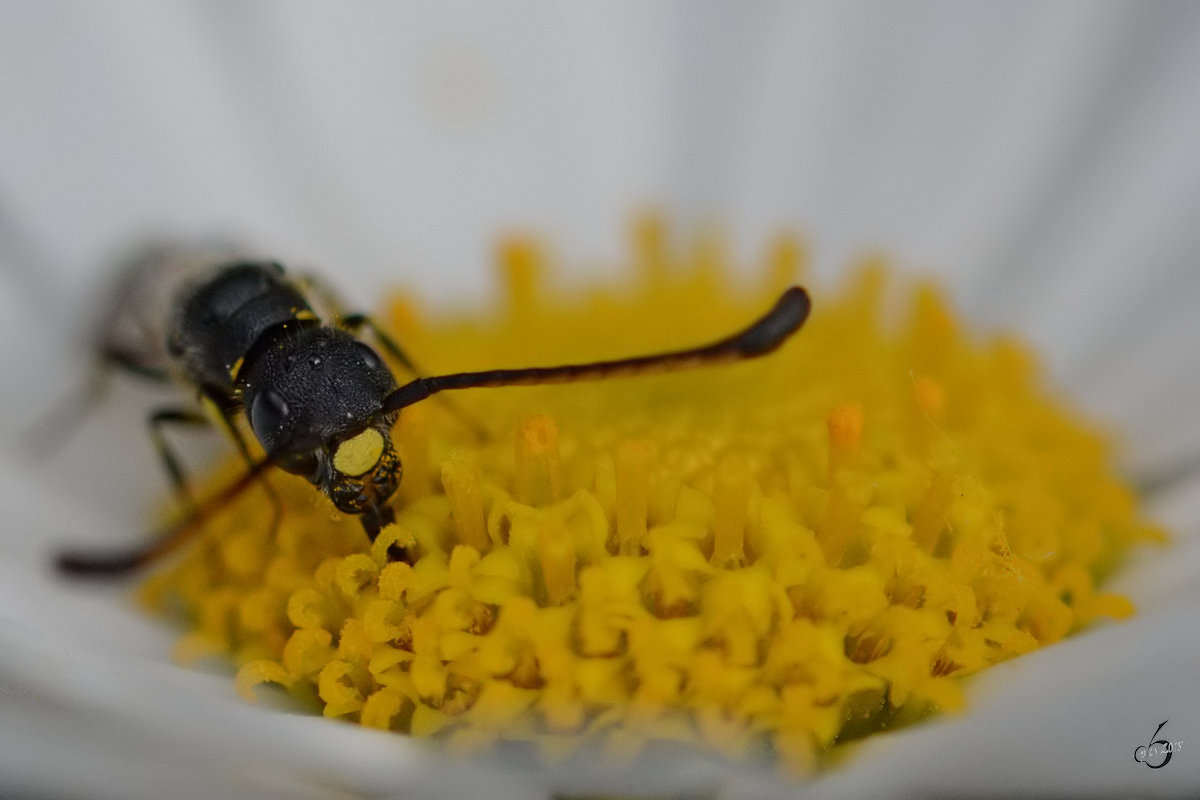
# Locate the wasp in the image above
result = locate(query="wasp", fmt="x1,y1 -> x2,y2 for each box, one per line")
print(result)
56,245 -> 811,577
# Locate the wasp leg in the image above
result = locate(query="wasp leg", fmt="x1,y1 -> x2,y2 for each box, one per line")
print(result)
23,366 -> 111,457
292,273 -> 423,373
205,393 -> 285,542
25,347 -> 170,458
1134,451 -> 1200,497
147,407 -> 212,514
100,345 -> 172,382
59,393 -> 283,579
338,312 -> 423,374
57,455 -> 276,578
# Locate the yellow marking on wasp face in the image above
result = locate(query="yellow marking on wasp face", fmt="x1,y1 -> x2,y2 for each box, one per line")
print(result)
333,429 -> 385,476
228,355 -> 245,379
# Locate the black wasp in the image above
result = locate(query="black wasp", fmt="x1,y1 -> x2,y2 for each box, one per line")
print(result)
57,245 -> 811,577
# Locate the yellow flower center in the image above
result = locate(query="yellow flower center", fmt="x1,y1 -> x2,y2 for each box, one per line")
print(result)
143,216 -> 1163,772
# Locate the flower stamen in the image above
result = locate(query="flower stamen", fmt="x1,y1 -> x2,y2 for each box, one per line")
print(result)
144,218 -> 1162,771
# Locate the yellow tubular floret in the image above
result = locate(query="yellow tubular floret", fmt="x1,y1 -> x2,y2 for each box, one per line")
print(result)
143,217 -> 1163,771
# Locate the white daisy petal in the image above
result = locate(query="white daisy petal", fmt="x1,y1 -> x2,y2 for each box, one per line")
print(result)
2,3 -> 1198,798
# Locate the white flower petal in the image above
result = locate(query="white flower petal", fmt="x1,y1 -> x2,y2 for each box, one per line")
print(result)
2,3 -> 1198,798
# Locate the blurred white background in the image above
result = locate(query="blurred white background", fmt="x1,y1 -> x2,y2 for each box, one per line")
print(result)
3,2 -> 1198,466
2,2 -> 1199,799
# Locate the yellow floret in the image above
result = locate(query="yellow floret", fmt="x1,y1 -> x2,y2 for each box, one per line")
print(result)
143,215 -> 1162,771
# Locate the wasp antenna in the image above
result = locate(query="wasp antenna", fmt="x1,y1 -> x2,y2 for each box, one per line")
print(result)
382,286 -> 811,414
732,286 -> 811,355
57,547 -> 156,577
55,456 -> 276,579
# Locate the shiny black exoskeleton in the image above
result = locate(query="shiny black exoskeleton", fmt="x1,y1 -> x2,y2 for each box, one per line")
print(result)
57,247 -> 811,578
169,262 -> 403,534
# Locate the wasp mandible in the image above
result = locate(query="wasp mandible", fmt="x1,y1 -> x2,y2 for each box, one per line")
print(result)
57,247 -> 811,577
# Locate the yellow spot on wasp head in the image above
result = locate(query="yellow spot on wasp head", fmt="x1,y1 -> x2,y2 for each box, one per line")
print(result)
332,429 -> 385,476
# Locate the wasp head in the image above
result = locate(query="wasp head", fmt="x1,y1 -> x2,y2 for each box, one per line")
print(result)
243,328 -> 402,539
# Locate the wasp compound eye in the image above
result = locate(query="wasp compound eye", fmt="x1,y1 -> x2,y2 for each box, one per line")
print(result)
276,449 -> 321,479
355,341 -> 385,372
248,389 -> 290,442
